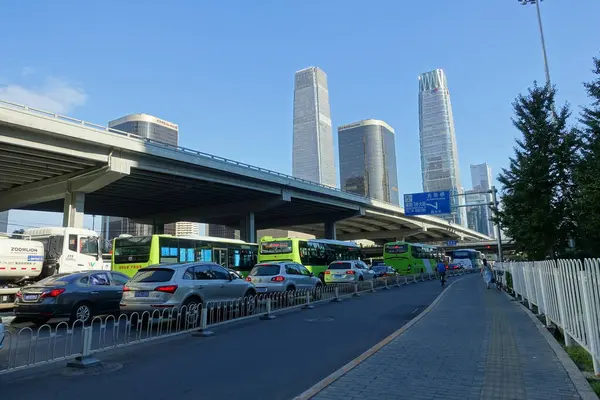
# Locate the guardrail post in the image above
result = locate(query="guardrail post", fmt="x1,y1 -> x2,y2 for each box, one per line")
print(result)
383,278 -> 390,290
370,280 -> 376,292
352,282 -> 361,297
405,276 -> 409,285
553,266 -> 573,347
66,326 -> 100,369
395,275 -> 401,288
331,286 -> 342,302
537,266 -> 551,326
193,306 -> 215,337
413,275 -> 417,283
580,270 -> 600,375
420,273 -> 425,282
302,291 -> 314,309
260,298 -> 277,320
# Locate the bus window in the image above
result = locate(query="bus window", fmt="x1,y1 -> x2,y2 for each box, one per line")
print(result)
114,236 -> 152,264
159,237 -> 179,263
260,240 -> 292,254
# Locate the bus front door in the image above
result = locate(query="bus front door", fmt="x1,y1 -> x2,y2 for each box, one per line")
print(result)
213,248 -> 228,268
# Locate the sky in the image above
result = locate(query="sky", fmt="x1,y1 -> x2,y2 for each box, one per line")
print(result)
1,0 -> 599,234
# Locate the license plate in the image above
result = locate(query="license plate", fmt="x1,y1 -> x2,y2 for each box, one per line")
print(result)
135,291 -> 149,298
334,274 -> 342,278
24,294 -> 38,301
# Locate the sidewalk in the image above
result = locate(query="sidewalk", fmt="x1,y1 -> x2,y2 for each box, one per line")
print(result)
305,275 -> 585,400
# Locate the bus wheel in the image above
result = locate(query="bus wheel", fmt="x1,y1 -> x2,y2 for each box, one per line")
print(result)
318,273 -> 325,284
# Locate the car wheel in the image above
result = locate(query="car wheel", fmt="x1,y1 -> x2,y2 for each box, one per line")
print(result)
181,298 -> 202,328
71,302 -> 93,325
318,272 -> 326,284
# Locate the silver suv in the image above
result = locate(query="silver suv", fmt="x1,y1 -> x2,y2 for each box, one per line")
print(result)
324,260 -> 375,284
246,261 -> 322,294
120,262 -> 257,314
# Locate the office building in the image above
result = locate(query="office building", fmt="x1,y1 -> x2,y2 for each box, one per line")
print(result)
470,162 -> 495,238
174,222 -> 202,236
292,66 -> 336,187
0,211 -> 8,233
338,119 -> 399,205
101,113 -> 179,240
208,224 -> 240,240
465,190 -> 489,235
418,69 -> 467,226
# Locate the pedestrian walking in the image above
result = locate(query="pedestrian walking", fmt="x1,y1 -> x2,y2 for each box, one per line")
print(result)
482,258 -> 493,289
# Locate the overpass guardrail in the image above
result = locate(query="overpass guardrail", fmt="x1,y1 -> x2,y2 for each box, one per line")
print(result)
0,99 -> 489,239
495,260 -> 600,375
0,269 -> 476,374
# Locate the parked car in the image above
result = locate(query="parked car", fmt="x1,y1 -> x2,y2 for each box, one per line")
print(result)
245,261 -> 322,293
370,265 -> 397,279
13,271 -> 130,324
120,262 -> 257,318
324,260 -> 375,284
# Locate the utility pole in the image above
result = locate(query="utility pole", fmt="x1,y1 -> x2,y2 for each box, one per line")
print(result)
518,0 -> 551,86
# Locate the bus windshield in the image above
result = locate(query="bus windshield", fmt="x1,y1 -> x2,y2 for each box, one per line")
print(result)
386,244 -> 408,254
453,251 -> 473,259
260,240 -> 292,254
114,236 -> 152,263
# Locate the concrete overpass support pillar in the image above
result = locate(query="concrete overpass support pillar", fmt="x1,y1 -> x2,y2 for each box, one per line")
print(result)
240,212 -> 256,243
325,221 -> 337,240
62,192 -> 85,228
153,223 -> 165,235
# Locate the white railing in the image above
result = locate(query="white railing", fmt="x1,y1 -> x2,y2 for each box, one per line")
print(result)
496,260 -> 600,375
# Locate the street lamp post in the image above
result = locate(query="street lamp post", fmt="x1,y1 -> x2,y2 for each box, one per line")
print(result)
518,0 -> 551,86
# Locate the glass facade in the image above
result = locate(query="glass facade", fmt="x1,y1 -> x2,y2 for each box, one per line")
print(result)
208,224 -> 240,240
292,67 -> 337,187
418,69 -> 467,226
0,211 -> 8,233
470,162 -> 495,238
338,120 -> 399,205
103,114 -> 180,241
465,190 -> 489,236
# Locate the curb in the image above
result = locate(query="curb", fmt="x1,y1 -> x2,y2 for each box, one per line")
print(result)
503,291 -> 598,400
293,275 -> 467,400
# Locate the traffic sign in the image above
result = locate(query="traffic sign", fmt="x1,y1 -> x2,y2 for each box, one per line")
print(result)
447,240 -> 457,246
404,190 -> 451,216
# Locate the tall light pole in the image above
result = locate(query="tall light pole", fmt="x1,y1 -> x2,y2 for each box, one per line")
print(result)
519,0 -> 551,86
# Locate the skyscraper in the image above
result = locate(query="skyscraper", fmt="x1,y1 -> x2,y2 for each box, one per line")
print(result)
292,67 -> 337,187
470,162 -> 495,238
338,119 -> 399,205
102,114 -> 179,241
418,69 -> 467,226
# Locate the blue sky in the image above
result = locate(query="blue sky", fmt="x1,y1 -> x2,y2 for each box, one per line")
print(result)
1,0 -> 599,233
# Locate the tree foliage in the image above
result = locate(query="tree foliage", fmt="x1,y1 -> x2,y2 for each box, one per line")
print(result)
495,83 -> 578,260
573,56 -> 600,257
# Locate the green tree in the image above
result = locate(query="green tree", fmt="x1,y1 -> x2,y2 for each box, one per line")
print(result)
495,83 -> 577,260
574,56 -> 600,256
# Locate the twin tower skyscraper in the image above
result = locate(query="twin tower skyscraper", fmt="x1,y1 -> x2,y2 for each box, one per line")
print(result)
292,66 -> 467,227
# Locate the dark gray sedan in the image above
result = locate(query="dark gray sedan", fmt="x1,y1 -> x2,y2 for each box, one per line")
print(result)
13,270 -> 130,324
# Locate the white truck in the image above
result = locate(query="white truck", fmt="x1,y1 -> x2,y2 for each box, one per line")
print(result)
0,227 -> 106,310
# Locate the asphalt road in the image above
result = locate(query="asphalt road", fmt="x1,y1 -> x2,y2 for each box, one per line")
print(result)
0,275 -> 456,400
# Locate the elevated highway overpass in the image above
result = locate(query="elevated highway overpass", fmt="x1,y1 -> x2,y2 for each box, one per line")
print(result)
0,100 -> 491,243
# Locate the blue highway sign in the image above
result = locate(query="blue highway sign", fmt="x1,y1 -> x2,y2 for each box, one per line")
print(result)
404,190 -> 451,216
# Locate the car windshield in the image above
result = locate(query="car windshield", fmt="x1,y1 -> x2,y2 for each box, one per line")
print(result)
328,262 -> 352,270
371,266 -> 387,272
131,268 -> 175,283
250,265 -> 281,276
371,261 -> 385,267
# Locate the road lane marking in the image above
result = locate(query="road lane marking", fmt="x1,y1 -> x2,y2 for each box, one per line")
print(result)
293,277 -> 466,400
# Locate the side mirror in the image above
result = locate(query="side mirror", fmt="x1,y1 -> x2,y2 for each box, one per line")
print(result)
309,272 -> 314,277
229,272 -> 235,281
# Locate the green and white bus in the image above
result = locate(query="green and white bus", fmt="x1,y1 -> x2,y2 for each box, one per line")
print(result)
112,234 -> 258,277
258,237 -> 363,282
382,241 -> 440,274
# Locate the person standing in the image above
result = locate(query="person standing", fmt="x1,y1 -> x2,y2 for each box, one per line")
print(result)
482,258 -> 493,289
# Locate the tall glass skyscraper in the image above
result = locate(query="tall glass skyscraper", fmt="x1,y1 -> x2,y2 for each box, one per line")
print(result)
292,67 -> 337,187
470,162 -> 495,238
101,114 -> 182,242
418,69 -> 466,226
338,119 -> 399,205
